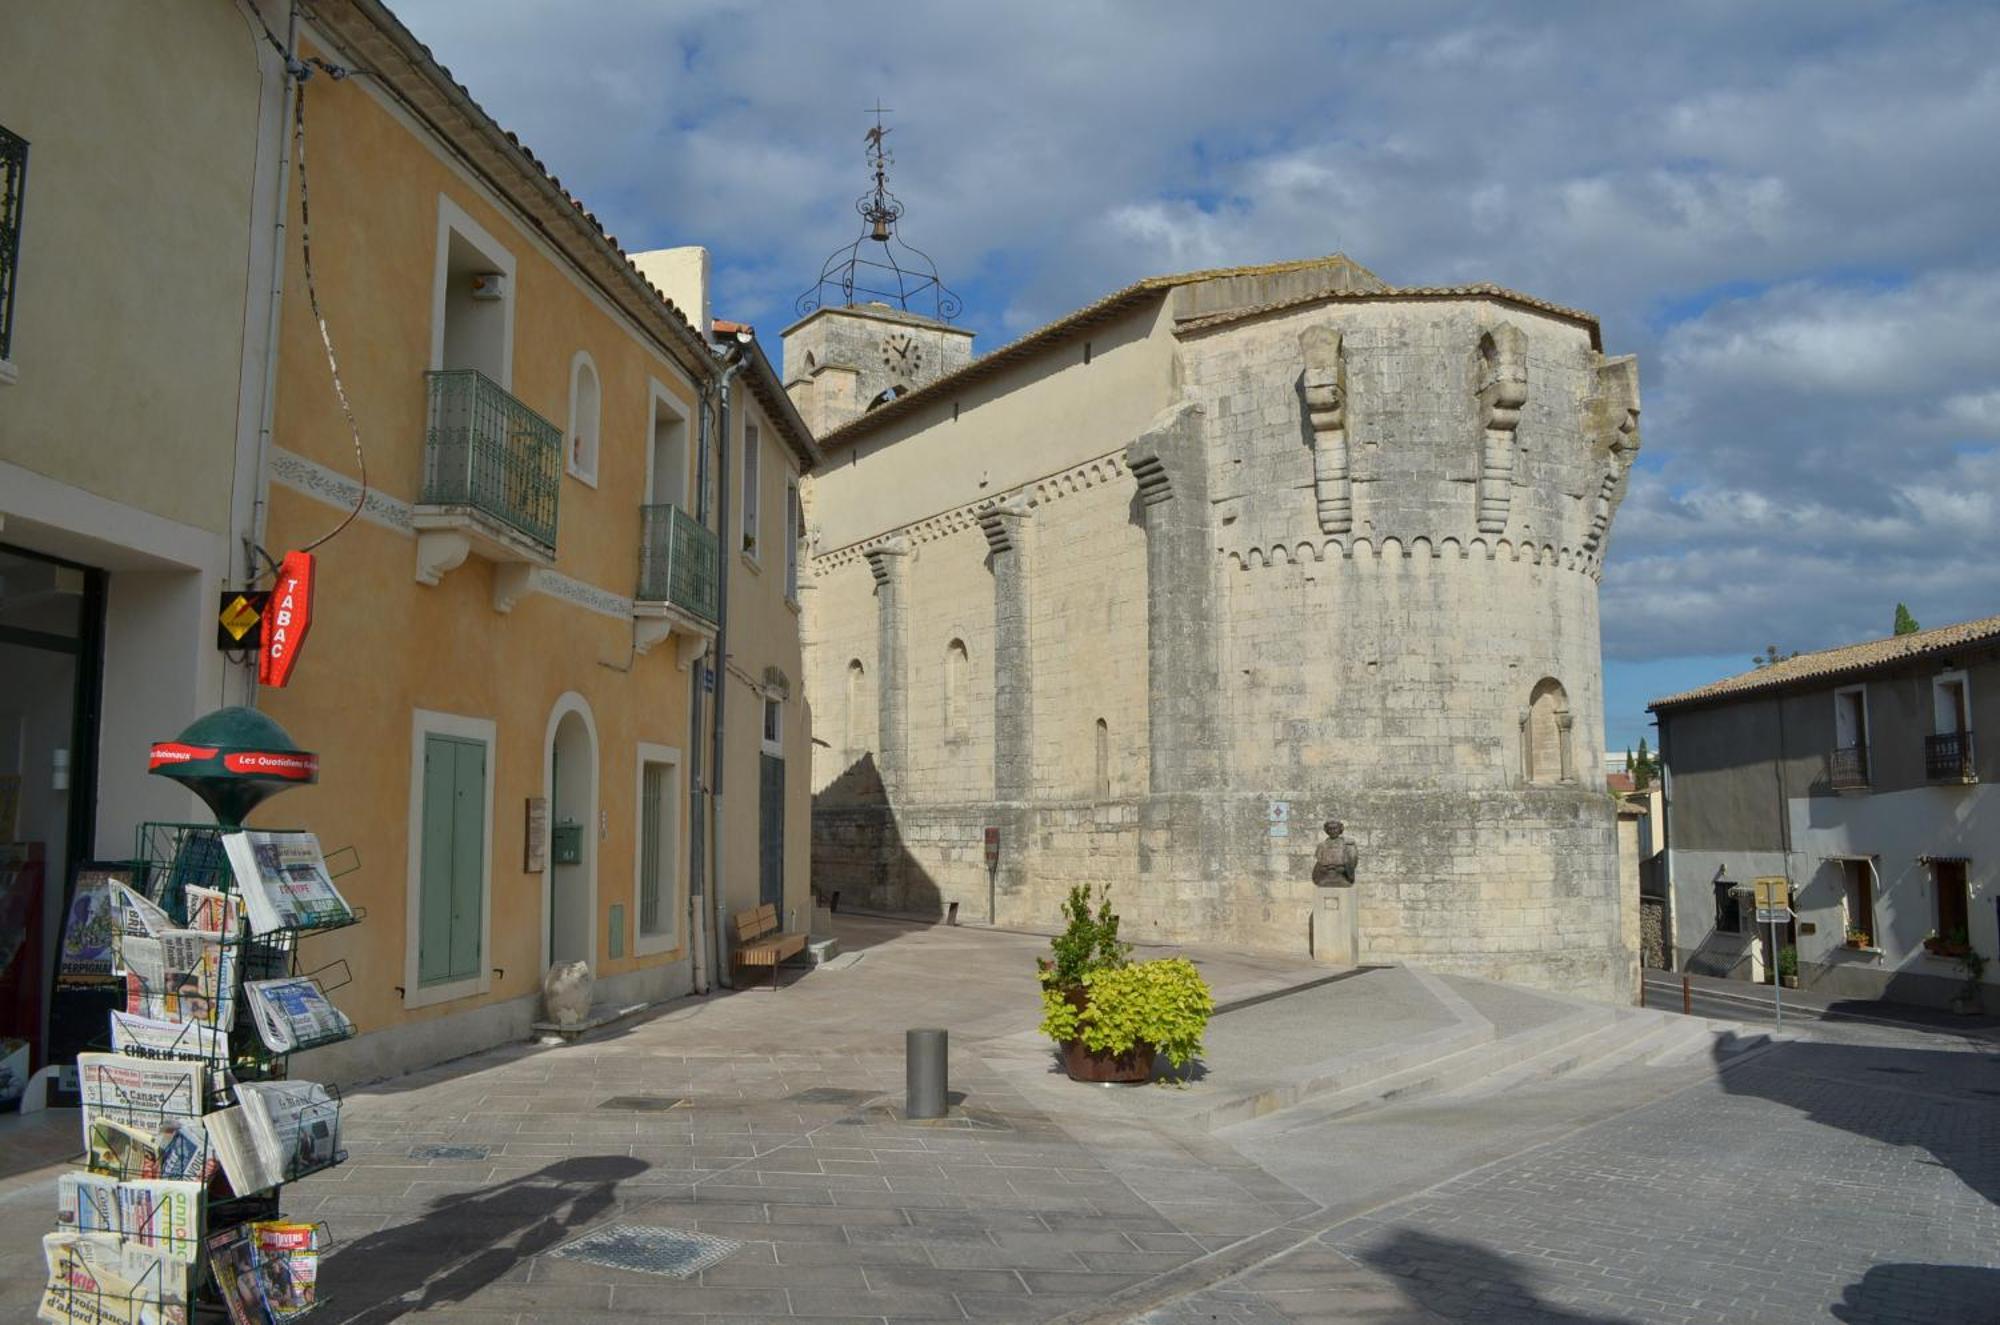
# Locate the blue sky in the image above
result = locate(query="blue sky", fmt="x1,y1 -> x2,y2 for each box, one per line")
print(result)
393,0 -> 2000,751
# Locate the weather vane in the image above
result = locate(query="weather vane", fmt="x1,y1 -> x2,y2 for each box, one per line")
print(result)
797,103 -> 961,322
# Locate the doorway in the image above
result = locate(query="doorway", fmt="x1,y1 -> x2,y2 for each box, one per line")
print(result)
545,696 -> 597,972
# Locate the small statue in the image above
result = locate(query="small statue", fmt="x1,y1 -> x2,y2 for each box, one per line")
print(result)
1312,819 -> 1358,888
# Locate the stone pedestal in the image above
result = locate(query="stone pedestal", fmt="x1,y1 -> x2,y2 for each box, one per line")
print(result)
1313,885 -> 1360,966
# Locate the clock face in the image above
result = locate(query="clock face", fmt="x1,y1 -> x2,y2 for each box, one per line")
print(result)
881,332 -> 922,378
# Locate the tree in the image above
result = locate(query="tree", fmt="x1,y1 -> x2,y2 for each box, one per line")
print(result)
1894,603 -> 1920,636
1753,644 -> 1799,669
1632,737 -> 1657,791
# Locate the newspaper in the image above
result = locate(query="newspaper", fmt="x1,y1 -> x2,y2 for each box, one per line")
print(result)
84,1116 -> 213,1185
204,1104 -> 278,1198
252,1222 -> 319,1321
115,1181 -> 203,1265
108,883 -> 172,970
222,833 -> 352,935
242,1081 -> 342,1180
184,885 -> 244,938
119,929 -> 236,1029
244,977 -> 353,1053
39,1231 -> 188,1325
56,1174 -> 119,1235
77,1054 -> 204,1150
108,1012 -> 229,1072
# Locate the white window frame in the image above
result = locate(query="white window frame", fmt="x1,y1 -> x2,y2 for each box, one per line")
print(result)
784,476 -> 801,605
740,420 -> 762,566
428,195 -> 517,389
1932,669 -> 1971,735
1833,683 -> 1870,750
632,742 -> 685,957
762,695 -> 785,757
403,708 -> 497,1010
566,350 -> 601,487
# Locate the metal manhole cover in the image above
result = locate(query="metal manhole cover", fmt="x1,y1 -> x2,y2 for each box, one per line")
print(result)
550,1224 -> 741,1279
785,1087 -> 876,1105
598,1095 -> 689,1112
408,1144 -> 491,1161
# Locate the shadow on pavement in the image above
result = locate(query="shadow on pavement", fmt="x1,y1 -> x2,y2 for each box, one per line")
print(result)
1830,1262 -> 2000,1323
1354,1227 -> 1629,1323
318,1154 -> 644,1323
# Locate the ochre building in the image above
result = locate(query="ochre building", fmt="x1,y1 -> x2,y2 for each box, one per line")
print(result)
790,255 -> 1642,1000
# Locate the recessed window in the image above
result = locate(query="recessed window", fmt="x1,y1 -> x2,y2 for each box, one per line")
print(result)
1524,678 -> 1573,785
1713,878 -> 1743,935
944,639 -> 968,737
1842,860 -> 1875,947
844,659 -> 867,758
567,352 -> 601,485
1934,858 -> 1971,945
762,696 -> 783,755
431,197 -> 515,386
741,422 -> 761,559
1831,685 -> 1870,789
1095,718 -> 1110,799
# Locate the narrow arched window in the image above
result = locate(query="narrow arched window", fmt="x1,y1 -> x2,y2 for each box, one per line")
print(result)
1095,719 -> 1110,799
845,659 -> 867,759
567,352 -> 601,484
944,639 -> 968,737
1524,678 -> 1573,784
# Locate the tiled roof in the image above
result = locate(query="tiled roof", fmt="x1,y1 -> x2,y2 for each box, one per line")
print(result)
1648,613 -> 2000,711
813,254 -> 1383,449
1172,281 -> 1602,346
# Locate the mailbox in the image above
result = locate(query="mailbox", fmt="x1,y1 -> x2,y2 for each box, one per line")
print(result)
551,819 -> 584,865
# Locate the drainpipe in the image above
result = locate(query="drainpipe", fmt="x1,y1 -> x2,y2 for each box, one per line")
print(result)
687,382 -> 718,995
708,340 -> 749,988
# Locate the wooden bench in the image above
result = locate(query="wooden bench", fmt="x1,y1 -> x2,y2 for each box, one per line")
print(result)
731,903 -> 808,990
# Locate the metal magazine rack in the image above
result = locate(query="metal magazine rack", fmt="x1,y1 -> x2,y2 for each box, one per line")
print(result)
40,709 -> 355,1325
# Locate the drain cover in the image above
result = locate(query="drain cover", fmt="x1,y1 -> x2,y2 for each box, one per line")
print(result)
408,1144 -> 491,1161
785,1087 -> 875,1106
598,1095 -> 689,1112
550,1224 -> 740,1279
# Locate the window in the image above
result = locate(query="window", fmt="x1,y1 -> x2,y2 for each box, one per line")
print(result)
1095,719 -> 1110,799
741,422 -> 761,558
566,352 -> 601,484
635,746 -> 681,953
405,710 -> 495,1007
1,125 -> 27,370
1842,860 -> 1875,947
762,696 -> 784,756
1934,859 -> 1971,944
845,659 -> 866,758
430,196 -> 515,386
784,479 -> 801,602
944,639 -> 968,738
1831,685 -> 1869,789
649,383 -> 690,510
1928,671 -> 1975,782
1524,678 -> 1573,784
1713,877 -> 1743,935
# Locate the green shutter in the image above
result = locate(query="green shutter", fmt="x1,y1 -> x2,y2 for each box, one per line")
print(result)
419,733 -> 486,987
449,737 -> 486,980
639,762 -> 664,936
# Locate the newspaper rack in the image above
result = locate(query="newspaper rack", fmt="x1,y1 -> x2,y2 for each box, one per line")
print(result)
41,791 -> 357,1323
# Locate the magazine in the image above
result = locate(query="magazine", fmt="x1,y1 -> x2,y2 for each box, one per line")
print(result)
115,1180 -> 203,1265
222,832 -> 352,935
40,1231 -> 189,1325
109,1012 -> 229,1071
244,977 -> 353,1053
58,870 -> 125,983
57,1174 -> 119,1235
203,1226 -> 275,1325
77,1055 -> 205,1149
251,1222 -> 319,1320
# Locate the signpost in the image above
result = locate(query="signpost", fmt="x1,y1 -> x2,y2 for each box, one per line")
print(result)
1753,876 -> 1792,1027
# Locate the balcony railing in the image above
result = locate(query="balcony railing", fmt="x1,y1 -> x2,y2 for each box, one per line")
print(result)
422,369 -> 561,554
1,125 -> 28,363
638,503 -> 719,624
1829,743 -> 1869,791
1925,730 -> 1977,783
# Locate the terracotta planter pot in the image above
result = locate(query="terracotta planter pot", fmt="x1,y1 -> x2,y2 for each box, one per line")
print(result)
1057,986 -> 1156,1084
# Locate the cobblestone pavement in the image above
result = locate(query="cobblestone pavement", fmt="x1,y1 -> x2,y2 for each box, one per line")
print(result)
1152,1032 -> 2000,1324
4,919 -> 1996,1323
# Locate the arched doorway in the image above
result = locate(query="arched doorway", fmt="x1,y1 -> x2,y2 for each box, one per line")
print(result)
543,693 -> 598,972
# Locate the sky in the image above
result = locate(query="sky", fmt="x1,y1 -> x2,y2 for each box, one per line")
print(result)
391,0 -> 2000,751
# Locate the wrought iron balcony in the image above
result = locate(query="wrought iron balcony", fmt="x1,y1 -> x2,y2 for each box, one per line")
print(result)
1925,730 -> 1977,783
638,503 -> 719,624
421,369 -> 561,555
1,125 -> 28,364
1829,743 -> 1869,791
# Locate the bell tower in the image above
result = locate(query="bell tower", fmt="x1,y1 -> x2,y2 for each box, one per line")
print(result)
782,106 -> 975,435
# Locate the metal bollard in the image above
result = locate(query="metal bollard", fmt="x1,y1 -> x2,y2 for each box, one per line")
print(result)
906,1028 -> 948,1119
1683,976 -> 1692,1017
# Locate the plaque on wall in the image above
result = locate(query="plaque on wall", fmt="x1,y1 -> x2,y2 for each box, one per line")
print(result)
524,796 -> 549,874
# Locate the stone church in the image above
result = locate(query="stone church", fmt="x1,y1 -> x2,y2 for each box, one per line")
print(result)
784,252 -> 1642,1001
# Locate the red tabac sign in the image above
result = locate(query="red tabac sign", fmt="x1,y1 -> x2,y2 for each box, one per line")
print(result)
258,551 -> 317,688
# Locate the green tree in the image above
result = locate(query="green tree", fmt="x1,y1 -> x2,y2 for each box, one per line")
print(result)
1632,737 -> 1656,791
1894,603 -> 1920,636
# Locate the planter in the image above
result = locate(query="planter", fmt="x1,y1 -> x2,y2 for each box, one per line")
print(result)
1924,940 -> 1972,959
1057,985 -> 1156,1083
1780,975 -> 1800,989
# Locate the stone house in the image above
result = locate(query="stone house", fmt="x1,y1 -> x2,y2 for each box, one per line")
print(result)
789,254 -> 1643,1001
1649,614 -> 2000,1008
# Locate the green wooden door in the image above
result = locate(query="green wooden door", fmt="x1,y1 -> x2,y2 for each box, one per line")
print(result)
419,733 -> 485,985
